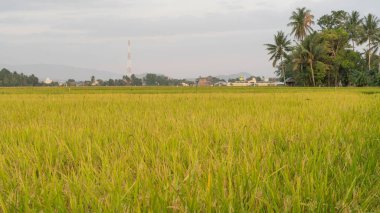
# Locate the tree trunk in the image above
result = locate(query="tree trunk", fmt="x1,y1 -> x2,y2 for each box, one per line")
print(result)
368,39 -> 371,71
310,62 -> 316,86
352,40 -> 355,51
281,57 -> 286,85
328,72 -> 330,87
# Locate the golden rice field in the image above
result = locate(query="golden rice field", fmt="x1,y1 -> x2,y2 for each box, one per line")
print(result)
0,87 -> 379,212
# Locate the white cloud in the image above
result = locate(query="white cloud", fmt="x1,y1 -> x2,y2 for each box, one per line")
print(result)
0,0 -> 379,77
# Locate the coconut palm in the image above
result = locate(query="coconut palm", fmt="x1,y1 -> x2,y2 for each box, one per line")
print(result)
346,11 -> 363,51
292,34 -> 325,86
359,14 -> 380,70
288,7 -> 314,41
265,31 -> 292,83
292,46 -> 305,72
377,40 -> 380,73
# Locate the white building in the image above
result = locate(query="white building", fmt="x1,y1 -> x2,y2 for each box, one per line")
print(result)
228,77 -> 257,87
44,78 -> 53,84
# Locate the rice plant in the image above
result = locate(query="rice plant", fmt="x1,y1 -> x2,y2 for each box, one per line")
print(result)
0,87 -> 379,212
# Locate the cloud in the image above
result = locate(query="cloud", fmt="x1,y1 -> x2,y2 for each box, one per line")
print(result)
0,0 -> 379,77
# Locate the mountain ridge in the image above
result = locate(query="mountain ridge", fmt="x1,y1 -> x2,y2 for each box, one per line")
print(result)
1,64 -> 265,82
0,64 -> 122,81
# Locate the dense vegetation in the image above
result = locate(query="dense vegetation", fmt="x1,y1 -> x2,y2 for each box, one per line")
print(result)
0,87 -> 379,211
0,70 -> 196,87
0,68 -> 39,86
73,74 -> 217,87
266,9 -> 380,86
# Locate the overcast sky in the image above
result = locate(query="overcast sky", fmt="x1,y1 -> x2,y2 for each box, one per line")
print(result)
0,0 -> 379,78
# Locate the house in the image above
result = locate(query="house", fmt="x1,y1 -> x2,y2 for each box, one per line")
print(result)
44,78 -> 53,84
214,81 -> 227,86
229,82 -> 252,86
197,78 -> 211,86
255,82 -> 271,87
91,80 -> 100,86
228,77 -> 256,87
247,78 -> 257,84
285,78 -> 296,86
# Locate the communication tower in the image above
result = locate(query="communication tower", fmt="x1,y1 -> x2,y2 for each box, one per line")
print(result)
127,40 -> 132,77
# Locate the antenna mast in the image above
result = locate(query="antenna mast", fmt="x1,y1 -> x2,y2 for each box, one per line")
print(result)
127,40 -> 132,77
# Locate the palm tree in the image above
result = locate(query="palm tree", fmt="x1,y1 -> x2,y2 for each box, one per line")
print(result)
377,40 -> 380,73
291,45 -> 307,84
359,14 -> 380,70
293,34 -> 325,86
288,7 -> 314,41
265,31 -> 292,83
346,11 -> 363,51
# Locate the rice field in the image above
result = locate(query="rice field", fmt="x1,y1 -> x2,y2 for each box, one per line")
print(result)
0,87 -> 379,212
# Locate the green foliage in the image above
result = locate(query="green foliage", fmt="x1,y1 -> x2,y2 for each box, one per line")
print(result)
288,7 -> 314,41
317,10 -> 348,30
144,73 -> 172,86
346,11 -> 363,50
265,31 -> 292,68
268,9 -> 380,87
144,73 -> 159,85
291,33 -> 327,86
265,31 -> 293,82
351,70 -> 368,86
131,74 -> 143,86
0,68 -> 39,86
359,14 -> 380,70
66,79 -> 76,86
320,29 -> 350,55
336,50 -> 364,86
314,61 -> 328,84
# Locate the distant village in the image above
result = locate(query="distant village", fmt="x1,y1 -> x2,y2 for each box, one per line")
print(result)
41,74 -> 293,87
194,76 -> 293,87
43,74 -> 295,87
1,67 -> 294,87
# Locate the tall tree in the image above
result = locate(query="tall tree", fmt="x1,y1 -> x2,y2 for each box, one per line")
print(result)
377,40 -> 380,73
345,11 -> 363,51
144,73 -> 158,86
265,31 -> 292,83
295,33 -> 326,86
131,74 -> 142,86
288,7 -> 314,41
318,10 -> 348,30
0,68 -> 40,86
320,29 -> 350,86
291,45 -> 308,85
359,14 -> 380,70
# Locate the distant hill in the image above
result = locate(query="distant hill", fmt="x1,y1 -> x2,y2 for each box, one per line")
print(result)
0,64 -> 122,81
215,72 -> 253,81
134,73 -> 172,79
184,72 -> 255,81
0,65 -> 264,82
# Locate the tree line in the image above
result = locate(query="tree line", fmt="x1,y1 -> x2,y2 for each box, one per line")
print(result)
0,68 -> 39,86
77,74 -> 194,86
265,8 -> 380,86
0,69 -> 196,87
0,68 -> 274,87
